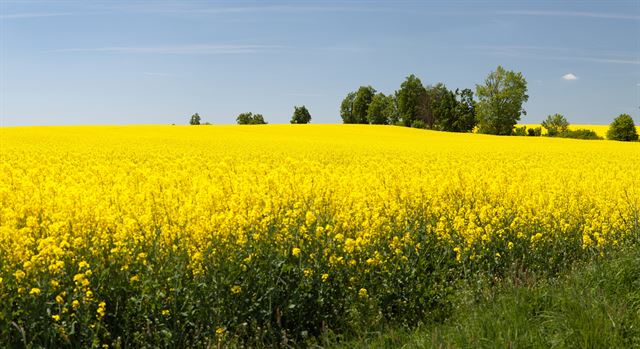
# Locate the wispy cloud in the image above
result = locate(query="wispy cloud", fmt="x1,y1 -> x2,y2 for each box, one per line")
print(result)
562,73 -> 578,81
143,72 -> 174,77
555,56 -> 640,65
0,12 -> 71,19
96,3 -> 405,15
286,92 -> 323,97
472,45 -> 640,65
496,10 -> 640,21
54,44 -> 285,54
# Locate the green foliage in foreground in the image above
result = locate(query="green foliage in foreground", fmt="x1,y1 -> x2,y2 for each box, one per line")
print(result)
332,246 -> 640,349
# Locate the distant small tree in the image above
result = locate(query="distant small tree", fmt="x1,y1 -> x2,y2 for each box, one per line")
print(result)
607,114 -> 638,141
291,106 -> 311,124
541,113 -> 569,136
475,65 -> 528,135
189,113 -> 201,125
236,112 -> 267,125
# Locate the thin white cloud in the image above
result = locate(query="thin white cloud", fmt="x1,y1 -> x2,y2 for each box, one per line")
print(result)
471,45 -> 640,65
551,56 -> 640,65
97,3 -> 405,15
562,73 -> 578,81
497,10 -> 640,21
54,44 -> 285,54
0,12 -> 71,19
286,92 -> 323,97
143,72 -> 174,77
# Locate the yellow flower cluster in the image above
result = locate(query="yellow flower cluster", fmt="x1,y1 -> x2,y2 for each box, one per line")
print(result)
0,124 -> 638,343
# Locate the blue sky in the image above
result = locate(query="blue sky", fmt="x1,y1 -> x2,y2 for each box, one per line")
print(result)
1,0 -> 639,126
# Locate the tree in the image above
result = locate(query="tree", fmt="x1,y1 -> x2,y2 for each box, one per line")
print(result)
252,114 -> 267,124
352,86 -> 376,124
341,87 -> 376,124
607,114 -> 639,141
340,92 -> 357,124
453,88 -> 477,132
189,113 -> 201,125
396,74 -> 425,126
367,93 -> 393,124
475,66 -> 528,135
236,112 -> 267,125
384,94 -> 399,125
428,83 -> 457,131
291,105 -> 311,124
541,113 -> 569,136
415,84 -> 438,129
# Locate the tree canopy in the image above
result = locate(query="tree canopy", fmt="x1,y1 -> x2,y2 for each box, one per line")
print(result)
189,113 -> 201,125
236,112 -> 267,125
607,114 -> 638,141
396,74 -> 425,126
475,65 -> 529,135
291,106 -> 312,124
541,114 -> 570,136
367,93 -> 394,125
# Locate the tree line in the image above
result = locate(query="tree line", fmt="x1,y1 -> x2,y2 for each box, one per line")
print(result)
186,64 -> 638,142
340,65 -> 527,135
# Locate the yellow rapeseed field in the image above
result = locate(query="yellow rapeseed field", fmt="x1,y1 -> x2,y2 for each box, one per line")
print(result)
1,124 -> 639,346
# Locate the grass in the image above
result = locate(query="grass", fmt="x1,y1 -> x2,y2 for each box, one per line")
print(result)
329,245 -> 640,348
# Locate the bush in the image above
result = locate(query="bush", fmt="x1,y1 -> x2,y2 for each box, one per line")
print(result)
411,120 -> 427,129
513,126 -> 527,136
607,114 -> 638,141
558,129 -> 601,140
527,127 -> 542,136
541,114 -> 569,136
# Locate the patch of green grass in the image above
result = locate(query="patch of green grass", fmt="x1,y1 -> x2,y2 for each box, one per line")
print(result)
329,246 -> 640,348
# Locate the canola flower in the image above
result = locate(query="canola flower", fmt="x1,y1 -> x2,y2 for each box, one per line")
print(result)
0,124 -> 639,346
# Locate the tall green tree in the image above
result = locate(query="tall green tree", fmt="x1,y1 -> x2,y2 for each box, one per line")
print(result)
607,114 -> 638,141
291,105 -> 312,124
189,113 -> 201,125
541,113 -> 569,136
396,74 -> 425,126
367,93 -> 393,124
340,92 -> 357,124
352,86 -> 376,124
475,66 -> 528,135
